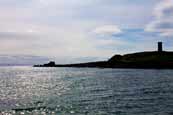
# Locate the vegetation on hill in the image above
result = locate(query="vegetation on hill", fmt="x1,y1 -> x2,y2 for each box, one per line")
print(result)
109,51 -> 173,63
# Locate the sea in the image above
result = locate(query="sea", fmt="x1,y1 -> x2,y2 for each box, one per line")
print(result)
0,66 -> 173,115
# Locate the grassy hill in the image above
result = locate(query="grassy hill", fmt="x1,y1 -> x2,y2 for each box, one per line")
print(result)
109,51 -> 173,62
107,51 -> 173,68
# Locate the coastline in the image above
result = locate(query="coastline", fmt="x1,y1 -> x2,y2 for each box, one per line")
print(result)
34,51 -> 173,69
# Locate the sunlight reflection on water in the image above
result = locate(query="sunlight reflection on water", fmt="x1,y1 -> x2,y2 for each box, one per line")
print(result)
0,67 -> 173,115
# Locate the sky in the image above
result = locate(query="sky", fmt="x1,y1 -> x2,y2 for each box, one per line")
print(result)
0,0 -> 173,64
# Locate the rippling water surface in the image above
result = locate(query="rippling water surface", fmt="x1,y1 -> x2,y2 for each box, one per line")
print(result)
0,67 -> 173,115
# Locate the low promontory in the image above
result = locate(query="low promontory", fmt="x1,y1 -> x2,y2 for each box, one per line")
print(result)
34,42 -> 173,69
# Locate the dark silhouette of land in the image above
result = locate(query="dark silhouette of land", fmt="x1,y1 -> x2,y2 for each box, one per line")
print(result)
34,42 -> 173,69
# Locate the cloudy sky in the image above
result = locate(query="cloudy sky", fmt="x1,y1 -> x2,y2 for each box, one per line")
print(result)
0,0 -> 173,64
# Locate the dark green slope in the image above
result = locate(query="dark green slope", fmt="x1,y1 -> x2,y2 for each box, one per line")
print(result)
107,51 -> 173,68
109,51 -> 173,62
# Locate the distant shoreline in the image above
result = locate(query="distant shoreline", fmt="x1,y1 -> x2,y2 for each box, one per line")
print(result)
0,64 -> 32,67
34,51 -> 173,69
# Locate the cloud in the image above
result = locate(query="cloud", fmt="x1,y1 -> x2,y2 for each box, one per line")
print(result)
0,22 -> 119,60
145,0 -> 173,37
93,25 -> 122,36
0,0 -> 167,63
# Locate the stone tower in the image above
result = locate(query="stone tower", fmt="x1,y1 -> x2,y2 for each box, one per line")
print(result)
158,42 -> 163,52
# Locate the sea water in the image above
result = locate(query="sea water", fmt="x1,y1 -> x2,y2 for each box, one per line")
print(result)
0,67 -> 173,115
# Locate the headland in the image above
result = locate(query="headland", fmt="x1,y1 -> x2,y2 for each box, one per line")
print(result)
34,42 -> 173,69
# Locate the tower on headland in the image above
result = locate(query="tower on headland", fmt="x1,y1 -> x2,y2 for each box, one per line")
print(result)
158,42 -> 163,52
